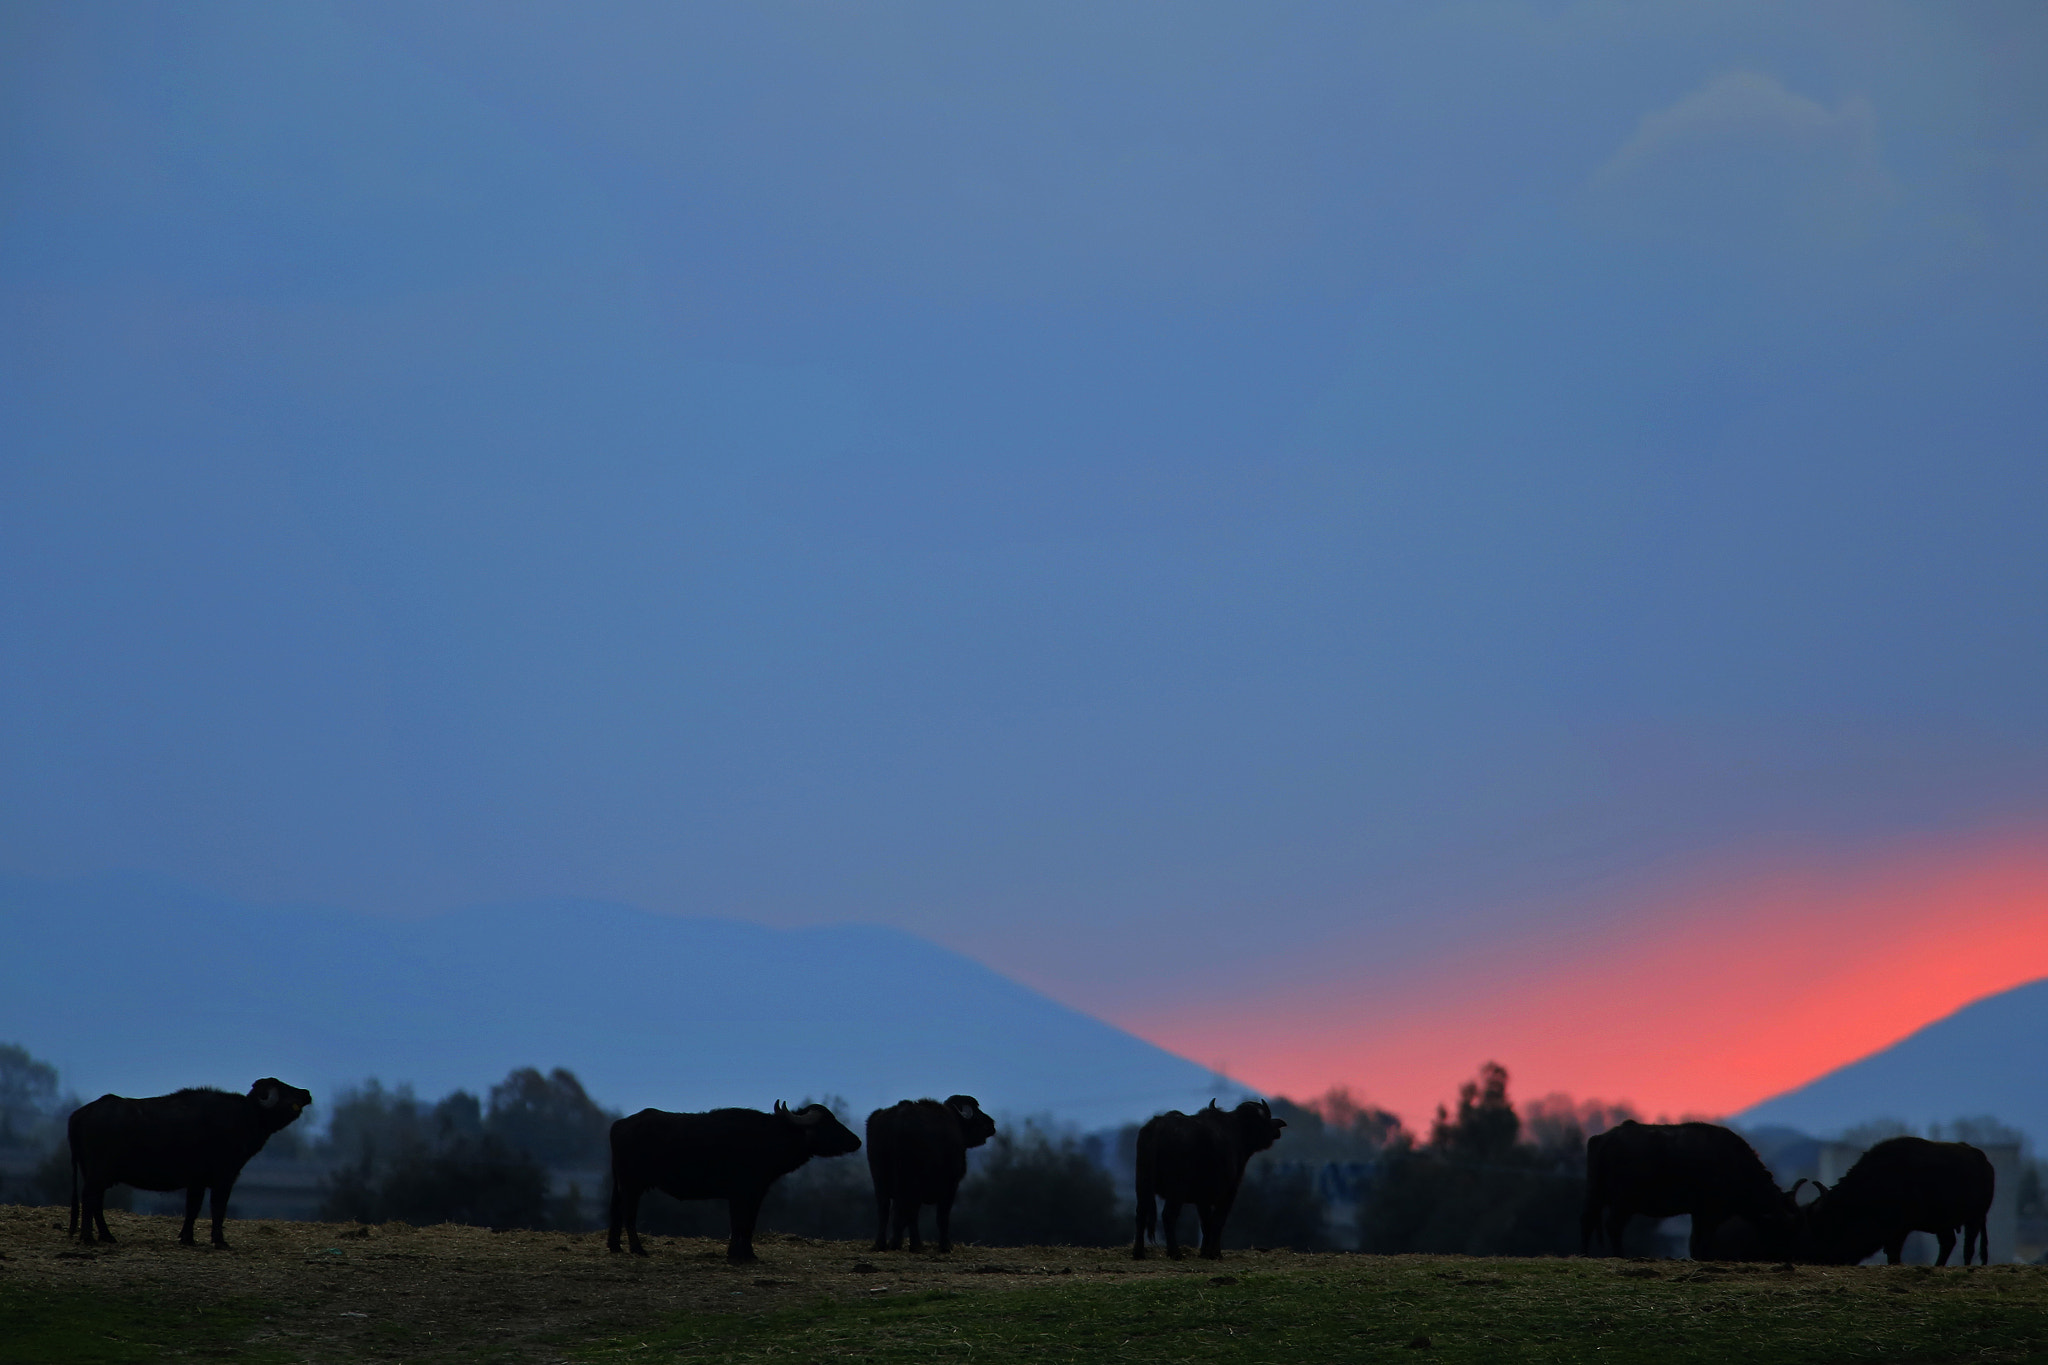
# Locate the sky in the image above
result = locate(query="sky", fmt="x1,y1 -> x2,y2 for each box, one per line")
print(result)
3,1 -> 2045,1127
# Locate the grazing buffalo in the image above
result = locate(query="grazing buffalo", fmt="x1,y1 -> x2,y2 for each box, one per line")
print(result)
1799,1137 -> 1995,1266
1582,1120 -> 1796,1259
68,1078 -> 313,1248
1132,1099 -> 1286,1260
607,1101 -> 861,1263
866,1095 -> 997,1253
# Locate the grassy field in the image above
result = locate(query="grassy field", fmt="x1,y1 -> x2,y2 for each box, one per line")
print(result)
4,1204 -> 2046,1363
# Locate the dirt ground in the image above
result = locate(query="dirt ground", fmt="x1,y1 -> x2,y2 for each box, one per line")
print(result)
0,1203 -> 1229,1362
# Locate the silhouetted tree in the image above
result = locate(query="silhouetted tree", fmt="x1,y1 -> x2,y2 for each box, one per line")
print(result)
322,1135 -> 550,1230
1432,1061 -> 1519,1161
315,1068 -> 614,1231
952,1124 -> 1123,1247
0,1043 -> 59,1148
487,1067 -> 611,1168
0,1044 -> 100,1208
758,1149 -> 875,1240
1224,1156 -> 1333,1251
1304,1087 -> 1406,1154
1355,1062 -> 1584,1256
319,1081 -> 433,1169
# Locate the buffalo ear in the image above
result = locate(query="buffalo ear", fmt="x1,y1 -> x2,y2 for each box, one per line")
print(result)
790,1105 -> 825,1129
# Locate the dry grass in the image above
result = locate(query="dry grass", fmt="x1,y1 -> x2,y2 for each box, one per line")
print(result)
0,1203 -> 1179,1362
6,1204 -> 2048,1364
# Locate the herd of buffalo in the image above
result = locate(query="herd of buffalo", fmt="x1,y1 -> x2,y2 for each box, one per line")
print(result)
60,1078 -> 1998,1268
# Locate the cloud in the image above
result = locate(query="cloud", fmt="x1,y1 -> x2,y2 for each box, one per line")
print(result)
1591,70 -> 1896,249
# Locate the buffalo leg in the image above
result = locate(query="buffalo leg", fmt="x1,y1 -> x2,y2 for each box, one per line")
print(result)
1883,1235 -> 1906,1265
80,1181 -> 113,1244
1688,1206 -> 1724,1260
1162,1200 -> 1185,1260
75,1181 -> 97,1243
934,1189 -> 956,1254
1966,1219 -> 1986,1265
886,1197 -> 911,1251
1196,1203 -> 1221,1260
1202,1190 -> 1237,1260
179,1185 -> 204,1246
1603,1208 -> 1629,1258
607,1183 -> 646,1256
209,1182 -> 233,1248
727,1191 -> 763,1264
872,1180 -> 893,1251
1934,1229 -> 1955,1267
1132,1180 -> 1155,1260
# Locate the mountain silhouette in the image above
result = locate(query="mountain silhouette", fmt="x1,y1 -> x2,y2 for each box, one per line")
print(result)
1738,977 -> 2048,1142
0,873 -> 1246,1130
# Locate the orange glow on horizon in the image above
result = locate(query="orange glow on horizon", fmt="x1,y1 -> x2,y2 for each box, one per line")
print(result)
1116,832 -> 2048,1131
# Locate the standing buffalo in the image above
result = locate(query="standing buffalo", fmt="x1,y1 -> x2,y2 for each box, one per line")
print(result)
1132,1099 -> 1286,1260
68,1078 -> 313,1248
1799,1137 -> 1995,1266
1582,1120 -> 1796,1259
607,1101 -> 861,1263
866,1095 -> 997,1253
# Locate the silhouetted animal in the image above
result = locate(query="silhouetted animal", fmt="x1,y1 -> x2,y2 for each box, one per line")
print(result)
68,1078 -> 312,1248
1799,1137 -> 1995,1266
1132,1099 -> 1286,1260
607,1101 -> 861,1263
1581,1120 -> 1795,1259
865,1095 -> 996,1253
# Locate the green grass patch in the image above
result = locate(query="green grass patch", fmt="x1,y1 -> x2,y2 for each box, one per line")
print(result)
582,1259 -> 2048,1364
0,1284 -> 287,1364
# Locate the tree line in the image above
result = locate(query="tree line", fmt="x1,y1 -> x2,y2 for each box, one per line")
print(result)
7,1041 -> 2037,1254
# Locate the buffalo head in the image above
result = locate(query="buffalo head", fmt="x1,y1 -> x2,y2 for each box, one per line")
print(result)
945,1095 -> 998,1148
249,1078 -> 313,1129
776,1101 -> 863,1157
1208,1098 -> 1285,1153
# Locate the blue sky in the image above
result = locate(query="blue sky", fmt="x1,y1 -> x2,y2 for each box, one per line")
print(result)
2,2 -> 2044,1081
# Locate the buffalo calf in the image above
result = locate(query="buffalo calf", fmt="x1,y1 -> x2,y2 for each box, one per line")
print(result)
68,1078 -> 313,1248
607,1101 -> 861,1263
866,1095 -> 996,1253
1133,1099 -> 1285,1260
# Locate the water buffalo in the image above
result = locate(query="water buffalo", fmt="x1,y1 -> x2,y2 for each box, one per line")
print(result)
1799,1137 -> 1995,1266
68,1078 -> 313,1248
1132,1099 -> 1286,1260
607,1101 -> 861,1263
1582,1120 -> 1796,1259
866,1095 -> 997,1253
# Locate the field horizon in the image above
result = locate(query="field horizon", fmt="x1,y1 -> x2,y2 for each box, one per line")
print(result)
4,1204 -> 2046,1364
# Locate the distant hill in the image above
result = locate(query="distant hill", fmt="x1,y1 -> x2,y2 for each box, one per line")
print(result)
1738,978 -> 2048,1142
0,874 -> 1248,1132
